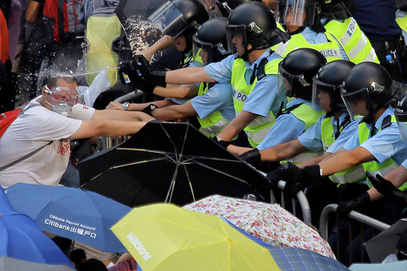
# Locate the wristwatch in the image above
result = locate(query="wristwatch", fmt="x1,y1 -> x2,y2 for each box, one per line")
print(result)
122,102 -> 130,111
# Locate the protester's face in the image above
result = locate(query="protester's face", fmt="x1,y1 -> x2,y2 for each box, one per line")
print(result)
318,91 -> 331,112
173,35 -> 187,52
45,79 -> 80,105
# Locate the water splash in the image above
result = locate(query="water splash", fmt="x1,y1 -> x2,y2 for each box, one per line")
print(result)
123,14 -> 164,60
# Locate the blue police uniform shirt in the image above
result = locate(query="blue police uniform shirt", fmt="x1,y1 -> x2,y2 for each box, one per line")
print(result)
205,50 -> 286,118
257,98 -> 321,150
401,158 -> 407,170
353,0 -> 401,41
190,82 -> 235,122
298,113 -> 358,152
343,107 -> 407,166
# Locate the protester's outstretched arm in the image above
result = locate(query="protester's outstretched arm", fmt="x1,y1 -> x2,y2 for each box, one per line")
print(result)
151,100 -> 197,121
216,110 -> 257,142
139,35 -> 175,62
106,99 -> 174,111
92,109 -> 155,122
69,120 -> 148,139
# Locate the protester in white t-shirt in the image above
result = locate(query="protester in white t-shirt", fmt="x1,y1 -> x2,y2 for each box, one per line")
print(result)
0,75 -> 154,188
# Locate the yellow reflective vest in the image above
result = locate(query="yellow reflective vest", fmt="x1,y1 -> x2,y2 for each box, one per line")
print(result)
323,17 -> 379,64
273,32 -> 342,62
230,57 -> 282,147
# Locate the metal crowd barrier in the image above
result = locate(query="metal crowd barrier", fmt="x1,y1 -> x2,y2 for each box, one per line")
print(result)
269,180 -> 312,226
319,203 -> 390,263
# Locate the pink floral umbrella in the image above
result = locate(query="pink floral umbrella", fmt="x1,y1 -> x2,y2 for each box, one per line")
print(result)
183,195 -> 335,259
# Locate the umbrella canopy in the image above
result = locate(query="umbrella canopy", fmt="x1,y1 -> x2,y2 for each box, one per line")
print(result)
0,188 -> 74,268
111,203 -> 348,271
364,218 -> 406,263
183,195 -> 335,259
0,257 -> 75,271
5,183 -> 131,253
79,122 -> 271,207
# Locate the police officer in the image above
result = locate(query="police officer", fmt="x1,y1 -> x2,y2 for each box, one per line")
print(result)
122,2 -> 290,148
319,0 -> 379,64
274,0 -> 346,62
332,91 -> 407,265
267,62 -> 407,203
232,48 -> 327,165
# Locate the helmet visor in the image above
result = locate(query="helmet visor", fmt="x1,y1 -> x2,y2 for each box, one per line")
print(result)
192,41 -> 208,64
225,24 -> 247,54
44,85 -> 82,106
148,1 -> 189,38
276,0 -> 307,27
340,86 -> 369,120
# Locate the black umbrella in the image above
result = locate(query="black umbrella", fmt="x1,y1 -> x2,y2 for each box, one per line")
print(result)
79,122 -> 271,207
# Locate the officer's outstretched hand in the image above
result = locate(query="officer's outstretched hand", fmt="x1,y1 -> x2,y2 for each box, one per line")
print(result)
239,148 -> 261,168
336,192 -> 370,217
367,171 -> 407,204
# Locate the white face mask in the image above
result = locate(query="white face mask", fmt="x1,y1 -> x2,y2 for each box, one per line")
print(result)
44,98 -> 73,117
51,103 -> 73,117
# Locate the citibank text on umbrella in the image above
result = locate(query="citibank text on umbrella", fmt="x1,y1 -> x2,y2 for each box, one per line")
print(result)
127,232 -> 152,261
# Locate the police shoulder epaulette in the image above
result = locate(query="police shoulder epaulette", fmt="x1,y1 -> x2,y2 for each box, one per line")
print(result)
381,115 -> 392,130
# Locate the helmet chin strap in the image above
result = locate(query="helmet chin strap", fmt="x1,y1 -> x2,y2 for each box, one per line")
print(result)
240,46 -> 255,62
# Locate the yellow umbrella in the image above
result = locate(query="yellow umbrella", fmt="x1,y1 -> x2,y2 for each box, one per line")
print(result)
111,203 -> 281,271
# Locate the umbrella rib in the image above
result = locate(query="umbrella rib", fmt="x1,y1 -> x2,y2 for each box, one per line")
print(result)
165,163 -> 179,203
183,164 -> 196,202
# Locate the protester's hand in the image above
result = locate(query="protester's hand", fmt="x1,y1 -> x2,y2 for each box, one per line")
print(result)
336,192 -> 370,217
106,102 -> 124,110
368,171 -> 407,203
239,148 -> 261,168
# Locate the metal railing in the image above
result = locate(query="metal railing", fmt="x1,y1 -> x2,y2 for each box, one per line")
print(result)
319,203 -> 391,263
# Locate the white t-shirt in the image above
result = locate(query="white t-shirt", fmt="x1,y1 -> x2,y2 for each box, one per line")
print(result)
0,98 -> 95,188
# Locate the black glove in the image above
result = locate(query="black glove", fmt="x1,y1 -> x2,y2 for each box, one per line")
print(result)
336,192 -> 370,217
130,55 -> 167,87
210,136 -> 230,149
279,163 -> 321,186
141,104 -> 158,117
367,171 -> 407,204
239,148 -> 261,168
118,61 -> 155,93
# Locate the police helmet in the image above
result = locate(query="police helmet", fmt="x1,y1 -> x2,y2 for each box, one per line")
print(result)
225,2 -> 290,55
340,62 -> 395,121
278,48 -> 327,100
193,17 -> 230,64
319,0 -> 356,19
396,91 -> 407,141
276,0 -> 321,29
312,60 -> 355,114
215,0 -> 261,17
149,0 -> 209,38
